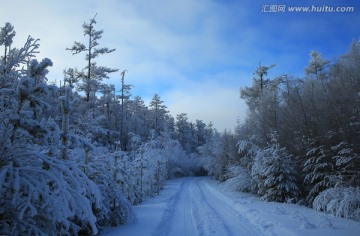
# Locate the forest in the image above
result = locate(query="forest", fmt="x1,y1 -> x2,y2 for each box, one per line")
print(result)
0,18 -> 212,235
1,16 -> 359,235
205,43 -> 360,222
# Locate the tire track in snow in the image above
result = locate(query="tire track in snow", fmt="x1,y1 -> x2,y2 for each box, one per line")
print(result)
153,178 -> 196,236
153,177 -> 264,236
189,180 -> 232,235
196,178 -> 264,236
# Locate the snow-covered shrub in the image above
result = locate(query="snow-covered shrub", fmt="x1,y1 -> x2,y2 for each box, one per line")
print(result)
251,147 -> 269,195
236,137 -> 261,193
140,142 -> 163,197
303,139 -> 360,206
331,141 -> 360,187
123,137 -> 171,203
237,137 -> 259,170
157,133 -> 202,178
313,187 -> 360,221
0,151 -> 102,235
221,166 -> 253,192
79,148 -> 136,226
161,138 -> 188,177
199,132 -> 227,181
166,144 -> 200,177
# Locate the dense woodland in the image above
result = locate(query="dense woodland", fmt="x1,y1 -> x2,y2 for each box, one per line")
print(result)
1,16 -> 360,235
0,19 -> 211,235
205,42 -> 360,222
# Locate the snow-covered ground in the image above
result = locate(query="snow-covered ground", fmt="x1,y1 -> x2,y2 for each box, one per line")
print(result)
101,177 -> 360,236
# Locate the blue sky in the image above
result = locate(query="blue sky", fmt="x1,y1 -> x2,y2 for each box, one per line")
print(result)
1,0 -> 359,131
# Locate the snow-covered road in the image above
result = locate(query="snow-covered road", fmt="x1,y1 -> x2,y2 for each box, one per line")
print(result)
102,177 -> 360,236
154,178 -> 262,236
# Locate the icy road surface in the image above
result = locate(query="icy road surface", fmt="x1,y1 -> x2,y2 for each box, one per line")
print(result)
102,177 -> 360,236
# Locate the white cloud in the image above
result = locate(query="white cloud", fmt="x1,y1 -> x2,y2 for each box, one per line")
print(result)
163,78 -> 247,131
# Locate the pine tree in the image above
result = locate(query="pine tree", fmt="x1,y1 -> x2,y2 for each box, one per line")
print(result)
305,51 -> 329,81
118,70 -> 132,150
331,141 -> 360,187
0,22 -> 16,79
303,139 -> 334,205
149,94 -> 168,135
67,14 -> 118,102
127,96 -> 149,139
255,133 -> 299,202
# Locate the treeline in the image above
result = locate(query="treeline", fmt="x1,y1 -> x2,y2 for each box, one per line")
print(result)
204,41 -> 360,221
0,18 -> 212,235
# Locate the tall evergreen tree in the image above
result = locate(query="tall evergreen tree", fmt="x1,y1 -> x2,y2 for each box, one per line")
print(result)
149,94 -> 168,135
0,22 -> 16,79
67,14 -> 118,102
118,70 -> 132,150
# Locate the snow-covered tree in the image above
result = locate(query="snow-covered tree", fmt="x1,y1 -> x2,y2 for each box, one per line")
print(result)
303,139 -> 334,205
200,131 -> 225,180
0,22 -> 16,79
195,120 -> 207,147
0,24 -> 105,235
96,83 -> 118,149
149,94 -> 168,135
305,51 -> 330,81
118,70 -> 132,150
0,18 -> 223,234
331,141 -> 360,187
232,40 -> 360,219
258,133 -> 299,202
175,113 -> 199,153
60,86 -> 71,160
67,14 -> 118,102
63,68 -> 79,88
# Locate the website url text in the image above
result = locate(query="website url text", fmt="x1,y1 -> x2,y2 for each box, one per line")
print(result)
261,5 -> 355,13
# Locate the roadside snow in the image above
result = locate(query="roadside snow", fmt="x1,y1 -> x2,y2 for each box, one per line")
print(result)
101,177 -> 360,236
